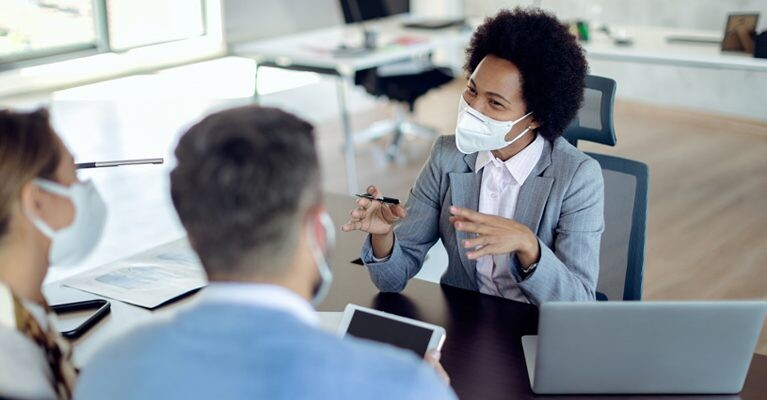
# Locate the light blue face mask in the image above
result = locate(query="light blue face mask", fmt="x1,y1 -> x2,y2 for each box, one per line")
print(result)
25,179 -> 108,267
308,211 -> 335,307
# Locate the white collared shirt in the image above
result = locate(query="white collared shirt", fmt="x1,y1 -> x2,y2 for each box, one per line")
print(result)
474,134 -> 544,302
199,282 -> 319,327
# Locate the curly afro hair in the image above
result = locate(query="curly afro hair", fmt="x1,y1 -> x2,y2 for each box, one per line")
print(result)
464,8 -> 587,140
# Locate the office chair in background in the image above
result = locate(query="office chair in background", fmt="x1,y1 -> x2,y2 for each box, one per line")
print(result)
341,0 -> 456,159
354,63 -> 454,159
564,75 -> 649,301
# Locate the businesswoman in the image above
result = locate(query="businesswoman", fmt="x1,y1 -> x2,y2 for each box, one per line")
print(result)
0,109 -> 107,399
342,8 -> 604,305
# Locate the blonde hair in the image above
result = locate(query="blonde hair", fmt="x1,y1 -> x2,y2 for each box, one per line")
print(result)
0,108 -> 61,240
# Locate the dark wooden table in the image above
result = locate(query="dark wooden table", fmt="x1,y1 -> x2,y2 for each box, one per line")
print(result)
323,193 -> 767,399
318,261 -> 767,400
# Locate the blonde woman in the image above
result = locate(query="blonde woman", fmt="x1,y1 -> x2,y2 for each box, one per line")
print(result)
0,108 -> 107,399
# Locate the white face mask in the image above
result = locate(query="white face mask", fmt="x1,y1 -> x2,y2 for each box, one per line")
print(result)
455,96 -> 533,154
26,179 -> 108,267
308,211 -> 335,307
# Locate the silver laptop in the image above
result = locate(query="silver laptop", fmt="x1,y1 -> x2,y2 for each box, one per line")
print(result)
522,301 -> 767,394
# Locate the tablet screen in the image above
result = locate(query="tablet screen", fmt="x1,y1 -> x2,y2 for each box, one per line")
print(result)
345,309 -> 434,356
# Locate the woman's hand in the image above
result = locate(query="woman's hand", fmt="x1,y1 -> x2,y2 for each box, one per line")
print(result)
449,205 -> 540,268
341,186 -> 406,235
341,186 -> 406,258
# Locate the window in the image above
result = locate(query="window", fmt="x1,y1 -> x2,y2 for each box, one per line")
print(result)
0,0 -> 98,64
106,0 -> 205,50
0,0 -> 207,67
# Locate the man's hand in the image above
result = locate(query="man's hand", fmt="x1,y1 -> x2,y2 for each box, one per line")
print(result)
424,349 -> 450,385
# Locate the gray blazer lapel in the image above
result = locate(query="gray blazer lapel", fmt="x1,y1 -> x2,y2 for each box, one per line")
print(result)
515,139 -> 554,234
448,153 -> 481,281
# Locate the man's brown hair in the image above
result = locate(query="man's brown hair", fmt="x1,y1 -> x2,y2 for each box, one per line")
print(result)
170,105 -> 321,278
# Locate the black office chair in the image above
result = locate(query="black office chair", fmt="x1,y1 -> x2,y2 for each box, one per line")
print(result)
354,60 -> 454,159
564,75 -> 649,301
339,0 -> 455,159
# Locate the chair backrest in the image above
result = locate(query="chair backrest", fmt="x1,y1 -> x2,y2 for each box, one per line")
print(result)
565,75 -> 648,301
564,75 -> 617,147
588,153 -> 648,301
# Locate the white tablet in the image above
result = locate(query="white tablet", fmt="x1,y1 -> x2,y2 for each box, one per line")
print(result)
338,304 -> 446,357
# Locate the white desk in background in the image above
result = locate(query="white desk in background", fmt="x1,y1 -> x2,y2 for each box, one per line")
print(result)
231,15 -> 472,194
581,25 -> 767,122
583,26 -> 767,71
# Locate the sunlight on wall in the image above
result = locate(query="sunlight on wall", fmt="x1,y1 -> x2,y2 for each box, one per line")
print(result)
50,56 -> 320,101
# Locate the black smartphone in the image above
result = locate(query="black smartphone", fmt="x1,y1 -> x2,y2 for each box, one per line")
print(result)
51,299 -> 111,339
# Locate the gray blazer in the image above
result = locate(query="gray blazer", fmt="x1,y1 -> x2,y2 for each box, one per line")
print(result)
361,135 -> 604,304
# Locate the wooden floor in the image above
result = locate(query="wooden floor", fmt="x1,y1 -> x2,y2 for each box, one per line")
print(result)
315,79 -> 767,355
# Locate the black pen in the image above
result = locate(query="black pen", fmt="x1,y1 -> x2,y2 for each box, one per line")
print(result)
76,158 -> 164,169
355,193 -> 400,205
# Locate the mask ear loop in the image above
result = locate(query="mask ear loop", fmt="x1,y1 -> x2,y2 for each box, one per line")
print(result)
33,178 -> 74,197
506,126 -> 531,145
308,211 -> 335,307
319,212 -> 336,251
512,111 -> 534,125
23,179 -> 69,239
503,112 -> 535,146
23,207 -> 57,238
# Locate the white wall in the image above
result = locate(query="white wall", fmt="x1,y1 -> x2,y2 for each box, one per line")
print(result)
466,0 -> 767,31
222,0 -> 343,44
412,0 -> 464,17
222,0 -> 465,44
